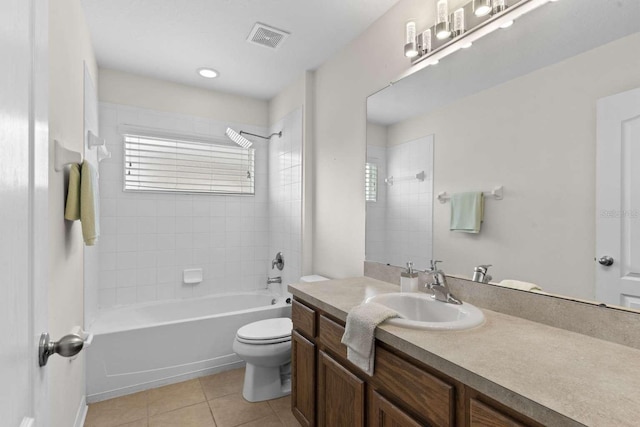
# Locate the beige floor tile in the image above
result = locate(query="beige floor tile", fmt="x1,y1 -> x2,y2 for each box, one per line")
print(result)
209,393 -> 274,427
148,403 -> 216,427
274,409 -> 302,427
237,414 -> 283,427
200,368 -> 245,401
148,379 -> 206,417
84,391 -> 148,427
267,396 -> 290,413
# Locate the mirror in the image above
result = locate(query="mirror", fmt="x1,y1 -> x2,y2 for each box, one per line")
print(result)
366,0 -> 640,308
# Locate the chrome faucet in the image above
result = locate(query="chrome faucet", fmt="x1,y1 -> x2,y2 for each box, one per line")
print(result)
472,264 -> 492,283
425,260 -> 462,305
267,276 -> 282,285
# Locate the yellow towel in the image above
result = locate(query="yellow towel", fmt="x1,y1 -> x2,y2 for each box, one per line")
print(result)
64,164 -> 81,221
64,162 -> 100,245
450,192 -> 484,233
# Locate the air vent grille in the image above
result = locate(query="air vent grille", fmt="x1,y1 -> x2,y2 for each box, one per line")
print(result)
247,23 -> 290,50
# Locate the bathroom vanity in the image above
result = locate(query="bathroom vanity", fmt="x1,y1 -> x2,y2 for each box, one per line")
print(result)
289,277 -> 640,426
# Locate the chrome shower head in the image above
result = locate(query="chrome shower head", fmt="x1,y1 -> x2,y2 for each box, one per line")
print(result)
225,127 -> 253,149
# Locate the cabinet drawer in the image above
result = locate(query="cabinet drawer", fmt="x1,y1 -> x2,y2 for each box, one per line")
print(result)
469,398 -> 526,427
373,346 -> 455,427
292,299 -> 316,338
318,315 -> 348,360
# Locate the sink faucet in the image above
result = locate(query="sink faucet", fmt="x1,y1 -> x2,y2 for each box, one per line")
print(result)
425,260 -> 462,305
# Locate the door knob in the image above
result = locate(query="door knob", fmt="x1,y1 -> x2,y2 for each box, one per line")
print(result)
597,256 -> 614,267
39,333 -> 85,367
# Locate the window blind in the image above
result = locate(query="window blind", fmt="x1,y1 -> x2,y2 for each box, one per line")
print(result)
123,133 -> 255,195
365,162 -> 378,202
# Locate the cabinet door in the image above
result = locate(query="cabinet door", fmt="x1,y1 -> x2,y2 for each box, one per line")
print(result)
369,390 -> 423,427
292,330 -> 316,427
318,351 -> 365,427
469,398 -> 526,427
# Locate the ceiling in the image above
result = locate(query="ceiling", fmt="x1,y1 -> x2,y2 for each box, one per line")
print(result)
82,0 -> 401,100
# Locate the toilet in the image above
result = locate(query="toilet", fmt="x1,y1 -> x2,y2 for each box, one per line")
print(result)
233,275 -> 328,402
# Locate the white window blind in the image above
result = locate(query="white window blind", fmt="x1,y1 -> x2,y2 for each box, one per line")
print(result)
124,133 -> 255,194
365,162 -> 378,202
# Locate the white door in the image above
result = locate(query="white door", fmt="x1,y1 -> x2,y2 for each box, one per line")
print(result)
0,0 -> 49,425
596,87 -> 640,309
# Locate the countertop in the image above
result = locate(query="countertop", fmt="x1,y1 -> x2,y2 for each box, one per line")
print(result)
289,277 -> 640,427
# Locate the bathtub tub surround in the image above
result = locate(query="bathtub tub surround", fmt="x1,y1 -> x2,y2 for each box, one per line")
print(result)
96,103 -> 303,310
289,277 -> 640,426
86,292 -> 291,402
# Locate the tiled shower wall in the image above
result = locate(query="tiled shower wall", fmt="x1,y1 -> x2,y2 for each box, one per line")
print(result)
268,107 -> 303,291
97,103 -> 279,309
366,136 -> 434,270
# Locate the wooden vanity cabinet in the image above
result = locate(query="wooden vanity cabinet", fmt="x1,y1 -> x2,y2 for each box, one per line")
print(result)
291,297 -> 541,427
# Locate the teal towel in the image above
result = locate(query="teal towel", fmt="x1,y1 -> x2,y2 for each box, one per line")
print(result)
450,192 -> 484,233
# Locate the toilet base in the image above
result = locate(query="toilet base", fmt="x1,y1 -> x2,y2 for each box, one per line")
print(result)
242,362 -> 291,402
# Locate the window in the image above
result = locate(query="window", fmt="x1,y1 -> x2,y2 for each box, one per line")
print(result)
365,162 -> 378,202
123,133 -> 255,195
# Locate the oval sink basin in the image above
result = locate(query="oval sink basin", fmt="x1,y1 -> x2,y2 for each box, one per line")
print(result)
365,292 -> 484,331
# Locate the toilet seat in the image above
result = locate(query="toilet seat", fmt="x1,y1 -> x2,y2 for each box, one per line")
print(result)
236,318 -> 292,345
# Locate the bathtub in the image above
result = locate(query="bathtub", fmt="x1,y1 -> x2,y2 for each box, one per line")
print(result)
86,292 -> 291,403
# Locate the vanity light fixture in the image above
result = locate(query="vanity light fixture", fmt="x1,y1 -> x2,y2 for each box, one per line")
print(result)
402,0 -> 559,71
474,0 -> 492,16
404,20 -> 419,58
453,8 -> 466,37
435,0 -> 452,40
197,68 -> 218,79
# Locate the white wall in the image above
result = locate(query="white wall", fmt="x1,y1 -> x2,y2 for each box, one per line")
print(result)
48,0 -> 97,425
312,0 -> 449,278
99,68 -> 269,127
97,103 -> 271,308
386,33 -> 640,298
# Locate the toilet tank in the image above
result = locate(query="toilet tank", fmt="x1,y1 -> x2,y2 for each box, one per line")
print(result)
299,275 -> 329,283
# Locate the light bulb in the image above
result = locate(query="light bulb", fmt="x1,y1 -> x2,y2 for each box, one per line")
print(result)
197,68 -> 218,79
405,21 -> 416,45
436,28 -> 452,40
421,29 -> 432,54
437,0 -> 449,24
474,0 -> 492,17
453,8 -> 465,36
500,20 -> 514,29
404,20 -> 419,58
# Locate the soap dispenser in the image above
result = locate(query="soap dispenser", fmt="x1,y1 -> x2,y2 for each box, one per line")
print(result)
400,262 -> 419,292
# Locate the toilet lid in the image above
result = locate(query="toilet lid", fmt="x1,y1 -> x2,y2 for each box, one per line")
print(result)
237,318 -> 292,342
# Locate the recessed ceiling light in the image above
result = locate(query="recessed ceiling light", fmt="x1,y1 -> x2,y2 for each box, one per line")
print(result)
197,68 -> 218,79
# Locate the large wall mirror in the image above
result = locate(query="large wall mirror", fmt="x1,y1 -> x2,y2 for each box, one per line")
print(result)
366,0 -> 640,309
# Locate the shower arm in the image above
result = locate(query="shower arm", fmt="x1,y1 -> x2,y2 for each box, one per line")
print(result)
239,130 -> 282,140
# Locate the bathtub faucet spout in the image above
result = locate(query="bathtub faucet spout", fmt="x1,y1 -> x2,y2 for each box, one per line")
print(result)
267,276 -> 282,285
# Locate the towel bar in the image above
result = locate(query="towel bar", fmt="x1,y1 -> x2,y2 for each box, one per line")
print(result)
437,186 -> 503,203
54,140 -> 82,172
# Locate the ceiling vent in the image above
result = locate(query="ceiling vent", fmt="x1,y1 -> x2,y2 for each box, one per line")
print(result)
247,23 -> 290,50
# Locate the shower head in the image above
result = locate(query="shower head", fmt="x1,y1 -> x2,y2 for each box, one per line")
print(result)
225,128 -> 253,149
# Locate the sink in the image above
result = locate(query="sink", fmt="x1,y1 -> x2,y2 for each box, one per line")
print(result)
365,292 -> 484,331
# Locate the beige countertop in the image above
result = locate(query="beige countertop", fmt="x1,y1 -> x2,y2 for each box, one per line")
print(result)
289,277 -> 640,427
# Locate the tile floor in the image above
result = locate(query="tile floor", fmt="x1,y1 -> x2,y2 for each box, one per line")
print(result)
84,368 -> 301,427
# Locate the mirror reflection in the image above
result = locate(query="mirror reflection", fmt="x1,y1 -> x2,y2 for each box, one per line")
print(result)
366,0 -> 640,308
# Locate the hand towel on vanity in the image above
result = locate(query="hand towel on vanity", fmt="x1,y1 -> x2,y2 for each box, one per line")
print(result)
63,162 -> 100,245
498,280 -> 543,292
341,302 -> 400,375
450,192 -> 484,233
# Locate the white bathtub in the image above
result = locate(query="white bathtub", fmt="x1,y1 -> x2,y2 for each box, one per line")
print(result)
86,292 -> 291,403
